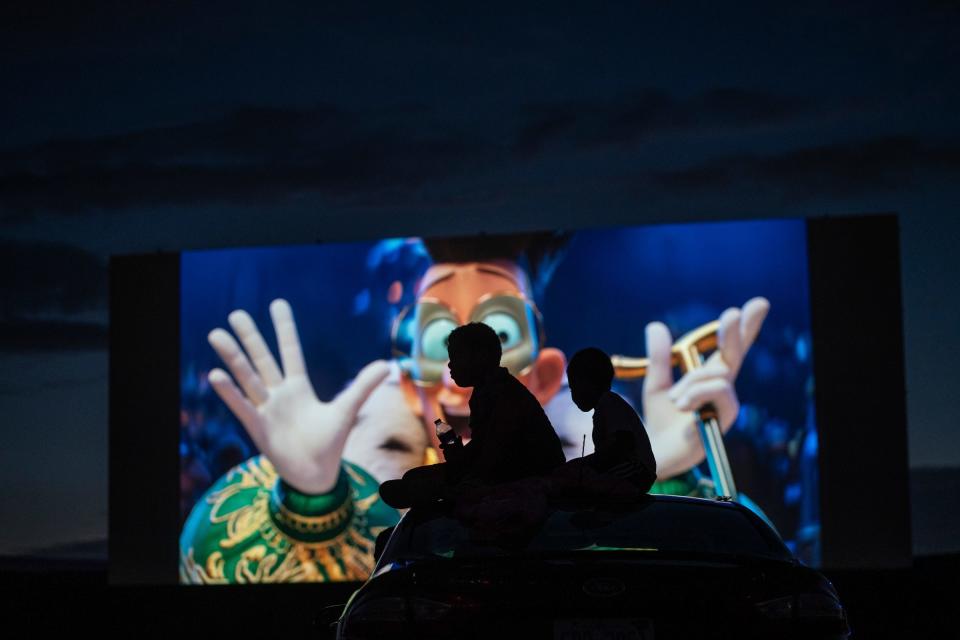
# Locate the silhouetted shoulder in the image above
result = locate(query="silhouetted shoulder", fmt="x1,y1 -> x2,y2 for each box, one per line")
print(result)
597,391 -> 641,428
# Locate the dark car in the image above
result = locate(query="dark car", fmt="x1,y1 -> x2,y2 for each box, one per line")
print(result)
331,494 -> 849,639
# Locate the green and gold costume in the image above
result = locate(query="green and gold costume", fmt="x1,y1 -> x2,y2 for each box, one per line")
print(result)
179,456 -> 400,584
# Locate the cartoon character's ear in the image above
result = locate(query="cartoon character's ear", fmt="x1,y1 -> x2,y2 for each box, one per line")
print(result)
398,373 -> 424,416
525,347 -> 566,406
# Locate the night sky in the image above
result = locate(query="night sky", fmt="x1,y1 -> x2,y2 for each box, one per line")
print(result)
1,1 -> 958,556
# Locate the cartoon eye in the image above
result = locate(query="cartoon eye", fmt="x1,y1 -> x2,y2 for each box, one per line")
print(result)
420,317 -> 457,361
481,312 -> 523,350
379,437 -> 414,453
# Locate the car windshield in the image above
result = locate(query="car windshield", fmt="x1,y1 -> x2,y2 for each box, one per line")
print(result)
382,500 -> 791,564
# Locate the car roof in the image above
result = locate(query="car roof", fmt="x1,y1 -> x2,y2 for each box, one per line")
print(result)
400,493 -> 756,526
380,493 -> 792,567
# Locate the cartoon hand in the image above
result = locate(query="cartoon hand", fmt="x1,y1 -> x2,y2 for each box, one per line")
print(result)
641,297 -> 770,478
207,299 -> 390,494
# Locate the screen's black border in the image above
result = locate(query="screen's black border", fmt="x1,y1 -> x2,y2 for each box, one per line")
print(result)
109,253 -> 181,584
108,214 -> 912,583
806,214 -> 912,568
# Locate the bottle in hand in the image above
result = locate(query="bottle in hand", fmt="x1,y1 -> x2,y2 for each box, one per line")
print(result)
434,418 -> 459,449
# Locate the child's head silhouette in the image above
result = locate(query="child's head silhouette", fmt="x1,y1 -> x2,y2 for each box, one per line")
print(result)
447,322 -> 503,388
567,347 -> 614,412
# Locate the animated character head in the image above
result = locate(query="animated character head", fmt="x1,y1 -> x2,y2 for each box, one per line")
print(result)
397,232 -> 570,452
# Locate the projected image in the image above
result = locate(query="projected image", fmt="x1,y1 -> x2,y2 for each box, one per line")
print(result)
179,220 -> 819,584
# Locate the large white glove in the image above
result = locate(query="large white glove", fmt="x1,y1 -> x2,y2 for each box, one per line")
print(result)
642,297 -> 770,479
207,299 -> 390,494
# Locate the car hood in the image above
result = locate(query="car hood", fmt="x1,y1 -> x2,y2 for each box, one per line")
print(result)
363,552 -> 818,620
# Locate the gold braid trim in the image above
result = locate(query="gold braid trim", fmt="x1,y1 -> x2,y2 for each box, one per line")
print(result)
272,494 -> 354,534
180,548 -> 229,585
207,459 -> 277,548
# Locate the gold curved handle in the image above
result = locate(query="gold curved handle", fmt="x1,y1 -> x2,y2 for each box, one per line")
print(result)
612,319 -> 737,498
611,320 -> 719,378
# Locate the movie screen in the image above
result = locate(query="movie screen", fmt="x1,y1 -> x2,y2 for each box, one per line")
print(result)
179,219 -> 818,583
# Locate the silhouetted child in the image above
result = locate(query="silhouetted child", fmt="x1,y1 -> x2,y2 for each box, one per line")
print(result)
379,322 -> 565,509
567,347 -> 657,493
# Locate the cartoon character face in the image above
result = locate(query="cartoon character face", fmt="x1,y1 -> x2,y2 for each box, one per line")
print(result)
342,259 -> 569,483
395,260 -> 567,454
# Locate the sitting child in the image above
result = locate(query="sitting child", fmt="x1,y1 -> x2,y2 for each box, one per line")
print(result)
566,347 -> 657,493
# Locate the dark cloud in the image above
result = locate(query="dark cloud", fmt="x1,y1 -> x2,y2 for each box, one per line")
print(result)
0,241 -> 106,318
0,90 -> 826,221
0,320 -> 107,353
0,105 -> 487,219
1,537 -> 107,562
1,87 -> 937,225
514,88 -> 814,156
0,1 -> 171,45
651,136 -> 960,197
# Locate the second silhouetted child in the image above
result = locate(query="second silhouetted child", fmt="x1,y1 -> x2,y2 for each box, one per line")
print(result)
567,347 -> 657,493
